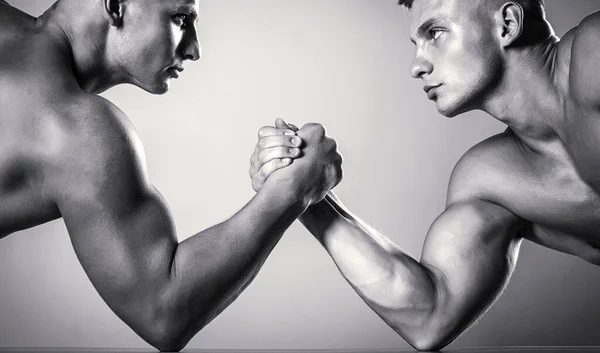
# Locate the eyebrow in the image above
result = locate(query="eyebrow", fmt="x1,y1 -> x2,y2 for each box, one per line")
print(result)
409,17 -> 442,44
175,4 -> 198,21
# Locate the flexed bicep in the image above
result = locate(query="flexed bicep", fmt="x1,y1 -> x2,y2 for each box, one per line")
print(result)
410,200 -> 524,349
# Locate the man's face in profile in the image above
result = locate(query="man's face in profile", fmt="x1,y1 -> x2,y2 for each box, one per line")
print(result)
115,0 -> 201,94
408,0 -> 504,117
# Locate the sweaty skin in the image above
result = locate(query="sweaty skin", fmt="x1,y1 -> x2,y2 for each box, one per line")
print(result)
0,1 -> 341,352
251,1 -> 600,351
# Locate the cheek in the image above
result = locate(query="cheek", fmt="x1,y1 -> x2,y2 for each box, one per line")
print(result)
445,36 -> 489,87
135,22 -> 179,64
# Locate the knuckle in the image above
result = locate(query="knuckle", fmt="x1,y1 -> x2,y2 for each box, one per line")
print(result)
313,123 -> 326,136
278,146 -> 291,155
257,137 -> 268,149
258,148 -> 270,162
259,167 -> 268,179
336,168 -> 344,185
302,123 -> 326,141
258,126 -> 270,138
274,136 -> 286,146
287,135 -> 298,146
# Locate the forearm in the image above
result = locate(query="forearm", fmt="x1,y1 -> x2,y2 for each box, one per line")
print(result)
300,193 -> 441,348
161,181 -> 307,349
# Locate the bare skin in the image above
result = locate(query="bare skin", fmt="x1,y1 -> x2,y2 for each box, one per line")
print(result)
251,0 -> 600,351
0,0 -> 341,351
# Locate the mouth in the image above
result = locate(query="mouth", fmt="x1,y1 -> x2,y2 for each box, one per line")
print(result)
423,84 -> 441,99
168,66 -> 184,79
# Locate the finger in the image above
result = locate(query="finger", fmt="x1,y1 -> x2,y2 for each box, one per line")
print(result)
275,118 -> 299,132
249,150 -> 260,175
258,135 -> 303,150
259,158 -> 293,181
258,125 -> 296,138
258,146 -> 301,165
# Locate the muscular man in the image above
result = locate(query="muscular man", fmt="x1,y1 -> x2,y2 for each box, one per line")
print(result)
0,0 -> 341,351
251,0 -> 600,350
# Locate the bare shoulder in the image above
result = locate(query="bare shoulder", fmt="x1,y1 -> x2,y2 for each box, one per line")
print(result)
424,131 -> 525,263
447,129 -> 526,207
0,1 -> 36,33
568,10 -> 600,108
44,94 -> 149,207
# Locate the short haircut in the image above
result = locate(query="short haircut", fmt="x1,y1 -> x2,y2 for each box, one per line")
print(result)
399,0 -> 548,42
398,0 -> 545,11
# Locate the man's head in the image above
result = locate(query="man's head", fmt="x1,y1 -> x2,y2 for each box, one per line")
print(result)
402,0 -> 549,117
46,0 -> 201,94
101,0 -> 201,94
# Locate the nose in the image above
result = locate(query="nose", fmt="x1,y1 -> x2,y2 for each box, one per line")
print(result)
182,29 -> 201,61
410,53 -> 433,79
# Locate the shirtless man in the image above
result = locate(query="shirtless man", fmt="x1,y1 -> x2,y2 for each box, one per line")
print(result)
250,0 -> 600,350
0,0 -> 341,351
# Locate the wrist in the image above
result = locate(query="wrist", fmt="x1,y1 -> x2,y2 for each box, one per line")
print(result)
299,196 -> 344,242
259,178 -> 311,213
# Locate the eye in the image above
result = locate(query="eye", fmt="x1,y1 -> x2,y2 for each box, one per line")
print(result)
172,14 -> 188,28
430,29 -> 443,40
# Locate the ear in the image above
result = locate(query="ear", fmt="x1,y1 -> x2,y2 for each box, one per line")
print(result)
496,2 -> 524,47
102,0 -> 124,27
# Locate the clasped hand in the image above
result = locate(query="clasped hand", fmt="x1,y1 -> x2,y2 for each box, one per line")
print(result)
249,118 -> 343,206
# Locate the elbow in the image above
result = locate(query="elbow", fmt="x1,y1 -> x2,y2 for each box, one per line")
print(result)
135,301 -> 198,352
147,334 -> 187,353
142,297 -> 215,352
129,281 -> 216,352
143,318 -> 189,352
405,334 -> 450,352
394,322 -> 453,352
396,318 -> 460,352
385,310 -> 455,352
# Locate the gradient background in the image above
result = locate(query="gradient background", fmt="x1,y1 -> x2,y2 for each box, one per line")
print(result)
1,0 -> 600,350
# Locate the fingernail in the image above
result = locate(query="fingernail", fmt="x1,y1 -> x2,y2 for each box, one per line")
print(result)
281,158 -> 291,163
291,137 -> 301,146
284,131 -> 295,136
290,148 -> 300,154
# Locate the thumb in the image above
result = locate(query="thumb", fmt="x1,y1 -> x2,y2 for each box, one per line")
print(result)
275,117 -> 299,132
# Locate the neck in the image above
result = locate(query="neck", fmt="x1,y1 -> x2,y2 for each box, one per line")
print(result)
37,0 -> 123,94
480,35 -> 565,147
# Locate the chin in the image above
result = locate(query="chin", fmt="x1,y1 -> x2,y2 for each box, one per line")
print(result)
130,74 -> 171,95
153,84 -> 170,95
435,100 -> 460,118
143,81 -> 171,95
435,95 -> 471,118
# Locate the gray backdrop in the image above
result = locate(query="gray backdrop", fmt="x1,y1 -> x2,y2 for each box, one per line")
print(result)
1,0 -> 599,350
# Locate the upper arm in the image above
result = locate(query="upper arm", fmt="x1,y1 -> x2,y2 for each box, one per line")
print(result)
570,10 -> 600,108
419,201 -> 522,345
46,99 -> 178,333
417,143 -> 524,347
